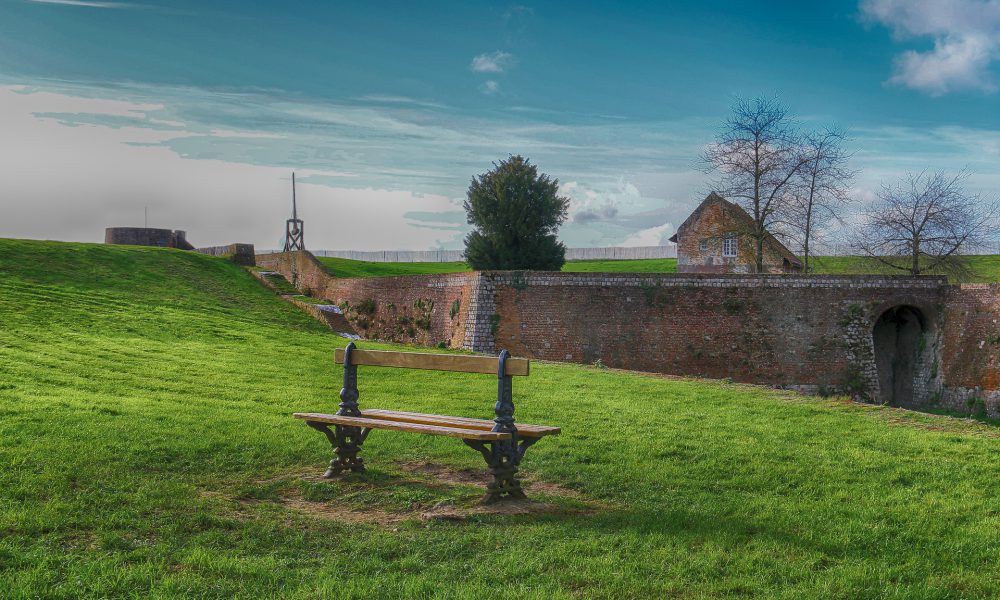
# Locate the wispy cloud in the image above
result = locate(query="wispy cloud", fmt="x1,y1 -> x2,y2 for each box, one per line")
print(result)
574,204 -> 618,224
5,77 -> 998,250
355,95 -> 449,110
502,5 -> 534,45
621,223 -> 674,247
479,80 -> 500,95
25,0 -> 136,8
860,0 -> 1000,96
470,51 -> 515,73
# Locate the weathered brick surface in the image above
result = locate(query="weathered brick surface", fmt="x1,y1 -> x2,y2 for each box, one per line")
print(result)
196,243 -> 256,266
488,273 -> 944,398
256,251 -> 999,417
939,284 -> 1000,416
257,251 -> 478,348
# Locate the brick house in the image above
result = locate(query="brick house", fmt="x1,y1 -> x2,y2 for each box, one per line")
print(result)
668,192 -> 802,274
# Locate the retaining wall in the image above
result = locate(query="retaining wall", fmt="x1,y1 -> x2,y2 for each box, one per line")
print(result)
940,284 -> 1000,416
196,243 -> 256,266
256,251 -> 1000,417
257,251 -> 485,349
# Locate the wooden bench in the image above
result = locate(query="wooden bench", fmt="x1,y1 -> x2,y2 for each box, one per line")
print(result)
294,342 -> 560,502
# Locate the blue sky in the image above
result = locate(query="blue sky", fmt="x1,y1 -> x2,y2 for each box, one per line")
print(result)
1,0 -> 998,250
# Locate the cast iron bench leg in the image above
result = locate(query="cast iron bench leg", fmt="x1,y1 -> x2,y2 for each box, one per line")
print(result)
459,349 -> 540,503
307,421 -> 370,477
463,439 -> 529,503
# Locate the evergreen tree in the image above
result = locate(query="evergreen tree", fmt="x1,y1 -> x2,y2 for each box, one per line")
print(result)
463,155 -> 569,270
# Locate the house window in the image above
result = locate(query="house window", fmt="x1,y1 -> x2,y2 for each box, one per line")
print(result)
699,239 -> 708,252
723,234 -> 737,258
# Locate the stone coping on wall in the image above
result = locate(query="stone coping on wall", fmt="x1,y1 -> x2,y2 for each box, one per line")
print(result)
476,271 -> 948,289
254,252 -> 949,290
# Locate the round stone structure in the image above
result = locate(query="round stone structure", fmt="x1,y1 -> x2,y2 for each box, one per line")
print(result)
104,227 -> 194,249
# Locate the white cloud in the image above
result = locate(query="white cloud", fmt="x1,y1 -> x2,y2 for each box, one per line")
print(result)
562,178 -> 645,222
25,0 -> 135,8
860,0 -> 1000,95
0,86 -> 462,251
889,34 -> 997,95
480,80 -> 500,95
205,128 -> 286,140
621,223 -> 674,247
354,95 -> 448,109
7,78 -> 996,253
470,51 -> 514,73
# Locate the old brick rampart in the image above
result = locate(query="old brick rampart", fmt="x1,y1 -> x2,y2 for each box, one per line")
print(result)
940,284 -> 1000,416
256,251 -> 488,349
486,272 -> 946,403
256,251 -> 999,417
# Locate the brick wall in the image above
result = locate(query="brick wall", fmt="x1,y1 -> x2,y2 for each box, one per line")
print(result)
940,284 -> 1000,416
196,243 -> 256,266
255,251 -> 998,417
487,272 -> 945,399
256,251 -> 483,349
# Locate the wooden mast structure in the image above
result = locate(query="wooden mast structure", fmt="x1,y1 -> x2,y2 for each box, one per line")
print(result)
283,172 -> 305,252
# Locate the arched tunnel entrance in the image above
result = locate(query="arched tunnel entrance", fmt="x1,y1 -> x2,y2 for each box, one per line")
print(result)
872,305 -> 928,407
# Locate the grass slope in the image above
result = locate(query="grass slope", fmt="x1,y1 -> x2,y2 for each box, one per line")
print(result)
317,257 -> 472,278
807,255 -> 1000,283
2,239 -> 999,598
318,254 -> 1000,281
316,256 -> 680,277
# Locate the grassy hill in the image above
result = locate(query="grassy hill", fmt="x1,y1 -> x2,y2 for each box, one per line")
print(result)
318,254 -> 1000,282
2,238 -> 999,598
315,256 -> 682,277
807,254 -> 1000,282
316,256 -> 473,278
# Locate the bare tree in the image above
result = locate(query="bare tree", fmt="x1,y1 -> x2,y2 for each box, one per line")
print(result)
851,171 -> 998,276
703,96 -> 809,273
787,129 -> 856,272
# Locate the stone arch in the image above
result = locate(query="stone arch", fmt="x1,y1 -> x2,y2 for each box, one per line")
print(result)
872,305 -> 931,407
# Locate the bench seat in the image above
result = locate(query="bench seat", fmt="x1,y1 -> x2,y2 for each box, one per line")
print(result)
360,409 -> 561,438
293,412 -> 512,441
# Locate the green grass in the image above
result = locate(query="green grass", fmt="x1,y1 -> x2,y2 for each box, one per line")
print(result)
563,258 -> 679,273
806,255 -> 1000,283
317,254 -> 1000,281
2,238 -> 1000,598
317,256 -> 680,277
259,271 -> 301,294
317,257 -> 472,278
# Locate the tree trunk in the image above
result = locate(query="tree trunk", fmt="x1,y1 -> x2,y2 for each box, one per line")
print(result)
755,231 -> 765,273
803,168 -> 817,274
803,207 -> 812,273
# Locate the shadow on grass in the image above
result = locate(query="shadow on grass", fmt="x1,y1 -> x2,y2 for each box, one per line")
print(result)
227,462 -> 599,526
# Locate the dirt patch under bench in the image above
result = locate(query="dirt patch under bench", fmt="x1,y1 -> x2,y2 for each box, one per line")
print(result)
223,462 -> 600,527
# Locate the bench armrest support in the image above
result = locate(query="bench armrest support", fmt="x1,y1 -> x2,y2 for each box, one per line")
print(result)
494,349 -> 516,436
338,341 -> 361,417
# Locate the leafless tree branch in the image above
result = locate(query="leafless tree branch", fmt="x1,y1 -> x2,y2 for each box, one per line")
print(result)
850,170 -> 999,276
783,128 -> 857,272
702,96 -> 810,272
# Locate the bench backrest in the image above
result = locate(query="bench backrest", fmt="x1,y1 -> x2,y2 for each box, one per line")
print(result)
333,343 -> 526,432
334,348 -> 530,377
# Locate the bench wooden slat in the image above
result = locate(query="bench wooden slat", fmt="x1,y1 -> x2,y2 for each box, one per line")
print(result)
293,412 -> 512,441
361,409 -> 561,438
335,348 -> 530,376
